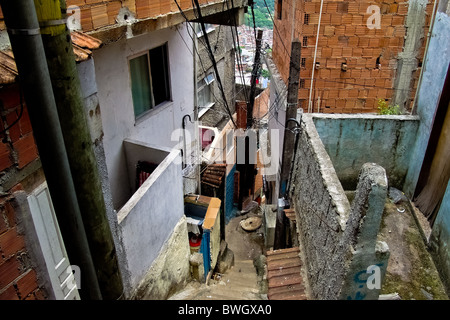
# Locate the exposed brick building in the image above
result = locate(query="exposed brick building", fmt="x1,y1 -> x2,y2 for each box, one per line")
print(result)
272,0 -> 435,114
0,53 -> 43,300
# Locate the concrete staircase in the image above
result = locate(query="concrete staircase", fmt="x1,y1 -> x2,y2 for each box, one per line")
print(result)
169,259 -> 266,300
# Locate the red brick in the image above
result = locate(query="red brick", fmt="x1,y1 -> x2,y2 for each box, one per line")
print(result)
0,228 -> 25,257
0,85 -> 21,110
12,134 -> 38,169
398,3 -> 409,15
3,201 -> 15,228
107,1 -> 122,25
0,283 -> 19,300
80,7 -> 93,31
18,107 -> 32,136
16,269 -> 38,299
0,142 -> 13,172
91,4 -> 108,29
0,257 -> 21,288
66,0 -> 85,6
5,111 -> 21,143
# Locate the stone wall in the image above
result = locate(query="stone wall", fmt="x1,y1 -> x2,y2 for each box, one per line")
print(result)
288,115 -> 389,299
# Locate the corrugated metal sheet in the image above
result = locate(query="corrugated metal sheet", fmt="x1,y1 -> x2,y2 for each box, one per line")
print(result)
266,247 -> 307,300
0,31 -> 102,84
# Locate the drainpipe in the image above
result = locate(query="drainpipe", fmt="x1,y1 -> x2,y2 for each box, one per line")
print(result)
192,23 -> 201,195
0,0 -> 101,299
308,0 -> 324,113
182,114 -> 192,169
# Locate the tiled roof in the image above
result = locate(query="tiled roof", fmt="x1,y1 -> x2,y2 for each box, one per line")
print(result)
0,31 -> 102,85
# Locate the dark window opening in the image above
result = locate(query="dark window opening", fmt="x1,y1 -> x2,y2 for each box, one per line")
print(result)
277,0 -> 283,20
304,14 -> 309,25
129,43 -> 171,119
302,36 -> 308,47
301,57 -> 306,68
299,79 -> 305,88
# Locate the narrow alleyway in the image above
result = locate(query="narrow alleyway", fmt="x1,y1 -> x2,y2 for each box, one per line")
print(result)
168,209 -> 267,300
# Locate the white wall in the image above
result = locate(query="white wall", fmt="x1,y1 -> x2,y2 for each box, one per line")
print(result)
93,24 -> 195,209
116,149 -> 186,295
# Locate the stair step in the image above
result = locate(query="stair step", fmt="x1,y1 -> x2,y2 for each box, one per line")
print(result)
268,289 -> 307,300
266,251 -> 301,262
267,257 -> 301,271
268,273 -> 303,288
268,283 -> 305,296
266,247 -> 300,256
267,266 -> 302,279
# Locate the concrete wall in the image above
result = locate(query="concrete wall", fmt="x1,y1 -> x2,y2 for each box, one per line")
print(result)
289,115 -> 389,299
93,23 -> 195,209
116,148 -> 189,299
313,114 -> 420,191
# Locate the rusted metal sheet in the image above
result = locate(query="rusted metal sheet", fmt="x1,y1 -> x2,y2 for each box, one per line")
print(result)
266,247 -> 307,300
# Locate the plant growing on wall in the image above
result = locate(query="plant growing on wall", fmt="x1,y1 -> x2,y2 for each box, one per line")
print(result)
377,99 -> 401,115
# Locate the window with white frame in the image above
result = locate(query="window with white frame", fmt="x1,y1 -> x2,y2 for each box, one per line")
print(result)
198,72 -> 215,116
129,43 -> 171,119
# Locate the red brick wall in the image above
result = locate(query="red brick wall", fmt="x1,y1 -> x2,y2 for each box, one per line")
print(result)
0,84 -> 39,172
0,185 -> 46,300
63,0 -> 222,32
272,0 -> 434,114
0,84 -> 45,300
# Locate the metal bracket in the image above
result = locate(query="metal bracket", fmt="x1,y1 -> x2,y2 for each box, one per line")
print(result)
7,28 -> 41,36
39,19 -> 68,27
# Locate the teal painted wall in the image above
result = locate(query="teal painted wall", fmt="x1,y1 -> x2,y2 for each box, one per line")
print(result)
313,114 -> 419,191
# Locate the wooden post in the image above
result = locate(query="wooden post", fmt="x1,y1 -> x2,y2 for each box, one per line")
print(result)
280,40 -> 302,197
34,0 -> 123,300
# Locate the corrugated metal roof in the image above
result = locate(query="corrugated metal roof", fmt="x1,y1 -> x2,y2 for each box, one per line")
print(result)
0,31 -> 102,84
266,247 -> 307,300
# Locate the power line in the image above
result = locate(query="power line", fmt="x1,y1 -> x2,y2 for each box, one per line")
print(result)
192,0 -> 237,128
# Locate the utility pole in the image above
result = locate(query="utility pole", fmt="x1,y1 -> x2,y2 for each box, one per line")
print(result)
0,0 -> 102,299
247,29 -> 263,129
280,40 -> 301,197
33,0 -> 123,299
